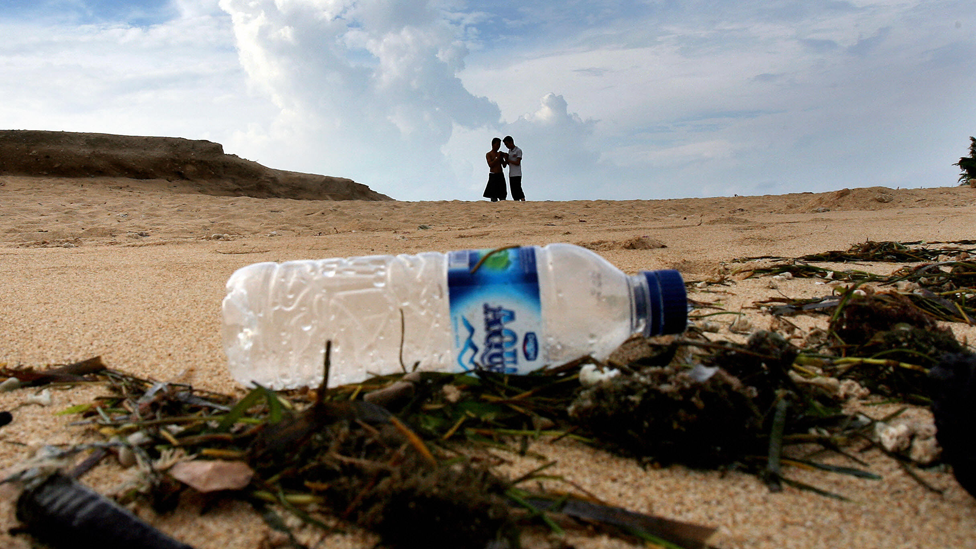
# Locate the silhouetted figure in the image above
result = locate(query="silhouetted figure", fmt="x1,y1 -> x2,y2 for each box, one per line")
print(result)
503,136 -> 524,201
483,137 -> 507,201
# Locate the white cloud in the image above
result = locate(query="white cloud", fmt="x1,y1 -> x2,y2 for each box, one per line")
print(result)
457,0 -> 976,199
217,0 -> 501,199
0,1 -> 269,141
1,0 -> 974,201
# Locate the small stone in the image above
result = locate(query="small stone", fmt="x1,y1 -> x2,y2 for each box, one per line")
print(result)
729,317 -> 752,334
910,435 -> 941,465
838,379 -> 870,400
0,378 -> 22,392
688,364 -> 719,383
699,321 -> 721,333
532,416 -> 556,431
579,364 -> 621,387
878,422 -> 912,453
789,372 -> 840,394
895,280 -> 920,292
118,446 -> 137,468
442,384 -> 462,403
262,530 -> 291,548
127,431 -> 152,446
24,389 -> 52,406
169,460 -> 255,492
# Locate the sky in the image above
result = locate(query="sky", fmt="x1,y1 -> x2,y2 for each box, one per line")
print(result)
1,0 -> 974,201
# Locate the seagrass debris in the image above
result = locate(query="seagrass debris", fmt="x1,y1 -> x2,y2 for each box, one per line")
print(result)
2,355 -> 718,549
727,241 -> 976,325
2,325 -> 945,548
738,240 -> 976,264
5,239 -> 976,546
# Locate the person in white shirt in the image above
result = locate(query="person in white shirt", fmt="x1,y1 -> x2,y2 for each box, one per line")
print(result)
502,136 -> 524,201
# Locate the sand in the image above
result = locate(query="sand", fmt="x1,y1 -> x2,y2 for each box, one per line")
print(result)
2,169 -> 976,548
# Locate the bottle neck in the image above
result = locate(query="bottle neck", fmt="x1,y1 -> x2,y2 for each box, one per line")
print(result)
628,270 -> 688,337
629,274 -> 651,337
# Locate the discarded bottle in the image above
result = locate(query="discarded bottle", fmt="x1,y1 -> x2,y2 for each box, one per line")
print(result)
222,243 -> 687,389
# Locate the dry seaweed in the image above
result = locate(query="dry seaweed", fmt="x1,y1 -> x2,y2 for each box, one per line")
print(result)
798,241 -> 975,263
19,348 -> 716,549
740,240 -> 976,264
568,362 -> 764,467
1,356 -> 107,386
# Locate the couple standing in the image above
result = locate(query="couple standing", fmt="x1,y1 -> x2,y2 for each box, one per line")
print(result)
484,135 -> 524,201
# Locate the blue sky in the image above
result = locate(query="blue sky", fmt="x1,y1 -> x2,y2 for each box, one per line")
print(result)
1,0 -> 974,201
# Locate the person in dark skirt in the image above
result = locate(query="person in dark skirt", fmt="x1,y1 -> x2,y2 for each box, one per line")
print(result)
483,137 -> 507,201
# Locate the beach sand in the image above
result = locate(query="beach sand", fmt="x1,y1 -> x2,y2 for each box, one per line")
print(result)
2,165 -> 976,547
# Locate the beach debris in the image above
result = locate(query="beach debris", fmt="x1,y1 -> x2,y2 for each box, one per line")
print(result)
910,433 -> 942,465
24,388 -> 52,406
16,238 -> 976,545
36,345 -> 722,549
0,411 -> 12,428
837,379 -> 870,400
823,291 -> 964,401
520,496 -> 717,549
168,460 -> 254,493
877,422 -> 913,453
15,471 -> 195,549
0,356 -> 106,387
568,360 -> 764,467
729,316 -> 753,334
578,364 -> 620,386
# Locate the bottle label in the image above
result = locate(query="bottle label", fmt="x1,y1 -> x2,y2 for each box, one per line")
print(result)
447,247 -> 544,374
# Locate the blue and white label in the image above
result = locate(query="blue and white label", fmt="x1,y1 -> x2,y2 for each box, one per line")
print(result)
448,247 -> 544,374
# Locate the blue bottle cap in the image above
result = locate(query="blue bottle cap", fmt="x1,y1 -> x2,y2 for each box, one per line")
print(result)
641,270 -> 688,336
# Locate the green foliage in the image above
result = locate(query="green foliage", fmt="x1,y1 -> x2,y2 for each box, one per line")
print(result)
955,136 -> 976,185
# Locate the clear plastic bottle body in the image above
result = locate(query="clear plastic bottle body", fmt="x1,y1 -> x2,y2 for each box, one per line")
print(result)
222,244 -> 682,389
223,252 -> 453,390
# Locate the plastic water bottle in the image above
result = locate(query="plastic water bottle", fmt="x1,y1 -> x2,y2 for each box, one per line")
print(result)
222,243 -> 687,390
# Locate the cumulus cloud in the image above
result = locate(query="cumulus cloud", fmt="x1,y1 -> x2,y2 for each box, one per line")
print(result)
500,94 -> 600,198
218,0 -> 501,199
